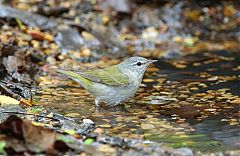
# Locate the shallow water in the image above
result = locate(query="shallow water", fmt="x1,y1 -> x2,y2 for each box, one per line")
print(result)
37,50 -> 240,151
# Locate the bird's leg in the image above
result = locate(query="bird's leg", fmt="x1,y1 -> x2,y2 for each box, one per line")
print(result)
94,99 -> 99,107
94,99 -> 100,113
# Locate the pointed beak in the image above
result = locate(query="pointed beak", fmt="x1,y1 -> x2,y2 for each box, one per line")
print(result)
147,59 -> 158,64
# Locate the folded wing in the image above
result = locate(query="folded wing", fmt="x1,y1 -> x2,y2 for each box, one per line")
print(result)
58,65 -> 129,86
84,65 -> 129,86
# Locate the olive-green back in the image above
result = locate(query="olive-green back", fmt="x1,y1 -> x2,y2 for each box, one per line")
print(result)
58,65 -> 129,86
85,65 -> 129,86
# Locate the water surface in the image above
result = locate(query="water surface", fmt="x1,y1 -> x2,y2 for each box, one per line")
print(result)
37,50 -> 240,151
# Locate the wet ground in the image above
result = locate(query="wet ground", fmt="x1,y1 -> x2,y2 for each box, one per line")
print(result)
37,50 -> 240,152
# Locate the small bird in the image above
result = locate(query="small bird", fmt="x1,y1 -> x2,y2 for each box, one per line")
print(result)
57,57 -> 157,106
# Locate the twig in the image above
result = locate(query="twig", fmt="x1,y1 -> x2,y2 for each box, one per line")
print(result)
0,82 -> 22,100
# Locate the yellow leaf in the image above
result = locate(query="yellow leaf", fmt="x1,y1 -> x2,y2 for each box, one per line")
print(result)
0,95 -> 19,105
19,98 -> 34,107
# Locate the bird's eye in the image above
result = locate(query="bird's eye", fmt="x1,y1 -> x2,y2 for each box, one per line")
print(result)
137,62 -> 142,66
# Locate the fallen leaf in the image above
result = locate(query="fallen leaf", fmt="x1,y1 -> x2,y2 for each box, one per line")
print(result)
0,115 -> 61,153
0,95 -> 19,105
83,138 -> 94,145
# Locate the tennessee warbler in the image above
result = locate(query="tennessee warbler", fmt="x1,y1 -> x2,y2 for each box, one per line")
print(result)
58,56 -> 157,106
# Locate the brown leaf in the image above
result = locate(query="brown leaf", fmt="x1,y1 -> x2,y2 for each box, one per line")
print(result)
0,115 -> 61,153
0,116 -> 24,140
22,119 -> 57,152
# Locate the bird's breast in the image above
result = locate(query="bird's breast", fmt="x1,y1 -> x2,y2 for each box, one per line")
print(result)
89,70 -> 142,105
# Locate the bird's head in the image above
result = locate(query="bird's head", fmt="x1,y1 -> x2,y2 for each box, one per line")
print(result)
119,56 -> 157,78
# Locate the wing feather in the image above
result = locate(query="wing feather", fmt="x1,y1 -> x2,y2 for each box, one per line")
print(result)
58,65 -> 129,86
84,65 -> 129,86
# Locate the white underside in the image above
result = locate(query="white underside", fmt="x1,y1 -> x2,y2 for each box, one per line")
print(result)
90,82 -> 139,106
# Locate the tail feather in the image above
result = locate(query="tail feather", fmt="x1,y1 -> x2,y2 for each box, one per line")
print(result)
57,69 -> 93,88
